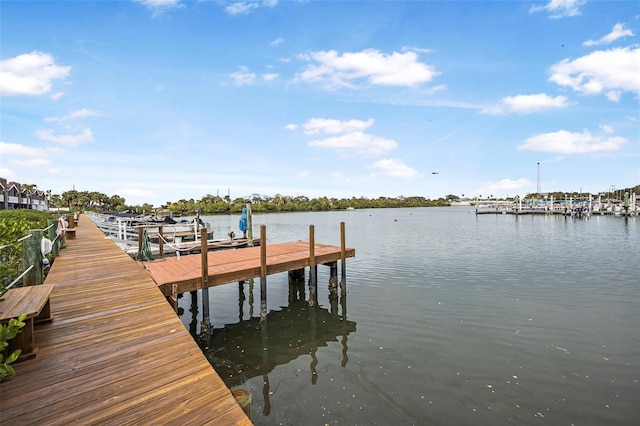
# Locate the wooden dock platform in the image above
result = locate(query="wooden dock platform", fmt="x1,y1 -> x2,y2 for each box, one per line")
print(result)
0,215 -> 252,425
141,234 -> 356,296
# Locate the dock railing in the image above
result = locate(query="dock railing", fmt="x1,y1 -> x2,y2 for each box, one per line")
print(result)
0,214 -> 73,293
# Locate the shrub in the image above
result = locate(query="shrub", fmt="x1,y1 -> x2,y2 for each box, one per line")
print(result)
0,313 -> 26,381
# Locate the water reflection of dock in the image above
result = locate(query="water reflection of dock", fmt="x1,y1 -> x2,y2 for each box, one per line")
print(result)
183,276 -> 355,416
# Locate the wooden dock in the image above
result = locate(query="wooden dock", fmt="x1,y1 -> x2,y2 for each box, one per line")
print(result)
141,239 -> 356,296
0,215 -> 252,425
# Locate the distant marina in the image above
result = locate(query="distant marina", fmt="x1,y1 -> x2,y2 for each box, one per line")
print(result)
462,193 -> 638,216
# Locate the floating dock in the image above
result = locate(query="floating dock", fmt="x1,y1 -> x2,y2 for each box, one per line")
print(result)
0,215 -> 252,425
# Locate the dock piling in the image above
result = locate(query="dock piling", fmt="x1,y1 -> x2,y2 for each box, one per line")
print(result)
260,224 -> 267,322
200,228 -> 211,330
308,225 -> 318,307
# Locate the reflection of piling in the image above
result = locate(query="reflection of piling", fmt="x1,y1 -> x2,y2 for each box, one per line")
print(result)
260,317 -> 270,415
238,281 -> 245,322
340,290 -> 349,367
309,304 -> 318,385
248,278 -> 254,318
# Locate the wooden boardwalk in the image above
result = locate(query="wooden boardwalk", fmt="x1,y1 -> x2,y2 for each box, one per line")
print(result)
0,215 -> 252,426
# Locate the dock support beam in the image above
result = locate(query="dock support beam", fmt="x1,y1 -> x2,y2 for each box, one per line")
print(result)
260,224 -> 267,322
308,225 -> 318,307
200,228 -> 211,334
340,221 -> 347,294
288,269 -> 305,302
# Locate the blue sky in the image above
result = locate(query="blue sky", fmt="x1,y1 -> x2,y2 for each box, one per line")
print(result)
1,0 -> 638,206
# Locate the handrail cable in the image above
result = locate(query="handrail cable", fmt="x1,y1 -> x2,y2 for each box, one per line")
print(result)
0,234 -> 33,251
5,265 -> 34,290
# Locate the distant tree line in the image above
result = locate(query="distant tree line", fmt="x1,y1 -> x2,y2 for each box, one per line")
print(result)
162,194 -> 451,216
43,184 -> 639,216
49,190 -> 126,211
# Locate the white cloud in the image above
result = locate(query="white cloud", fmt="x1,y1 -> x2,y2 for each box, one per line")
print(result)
0,141 -> 42,156
481,93 -> 569,114
36,128 -> 94,147
14,158 -> 52,167
135,0 -> 183,16
44,108 -> 101,123
225,1 -> 276,15
138,0 -> 180,6
226,2 -> 258,15
0,142 -> 51,170
270,38 -> 284,47
295,49 -> 439,89
302,117 -> 396,157
518,129 -> 627,154
0,168 -> 16,179
0,51 -> 71,97
422,84 -> 447,96
530,0 -> 585,19
308,131 -> 397,157
230,67 -> 256,86
549,46 -> 640,101
478,179 -> 533,197
303,118 -> 374,135
583,23 -> 634,46
599,124 -> 614,134
284,124 -> 297,131
401,46 -> 434,54
371,158 -> 423,179
262,73 -> 279,81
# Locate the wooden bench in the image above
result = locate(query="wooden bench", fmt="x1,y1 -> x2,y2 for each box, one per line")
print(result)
65,228 -> 77,240
0,284 -> 55,362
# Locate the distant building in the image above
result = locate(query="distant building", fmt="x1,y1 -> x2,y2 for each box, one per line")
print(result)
0,178 -> 48,211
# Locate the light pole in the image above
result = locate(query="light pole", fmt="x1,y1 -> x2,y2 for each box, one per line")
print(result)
537,162 -> 541,198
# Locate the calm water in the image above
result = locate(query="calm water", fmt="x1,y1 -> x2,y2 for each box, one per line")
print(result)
177,207 -> 639,425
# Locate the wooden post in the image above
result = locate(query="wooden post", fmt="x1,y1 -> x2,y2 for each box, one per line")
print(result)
137,227 -> 144,258
200,228 -> 211,327
260,225 -> 267,279
247,201 -> 254,247
340,221 -> 346,283
260,224 -> 267,322
170,283 -> 179,313
47,219 -> 59,259
158,226 -> 164,257
200,228 -> 209,285
22,230 -> 43,286
329,262 -> 338,288
308,225 -> 317,306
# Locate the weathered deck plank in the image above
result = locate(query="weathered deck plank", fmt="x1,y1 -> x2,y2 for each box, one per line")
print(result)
0,214 -> 252,426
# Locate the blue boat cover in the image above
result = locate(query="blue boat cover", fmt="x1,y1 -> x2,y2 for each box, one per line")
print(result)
239,207 -> 248,232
